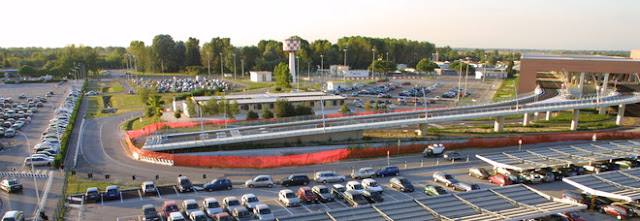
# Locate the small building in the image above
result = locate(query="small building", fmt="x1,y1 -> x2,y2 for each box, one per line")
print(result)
186,92 -> 346,117
250,71 -> 272,82
396,64 -> 407,70
327,81 -> 347,91
475,68 -> 508,79
346,70 -> 370,78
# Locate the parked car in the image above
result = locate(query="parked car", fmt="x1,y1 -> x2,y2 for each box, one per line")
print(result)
23,156 -> 51,166
588,195 -> 614,211
85,187 -> 100,203
312,185 -> 334,202
443,151 -> 463,161
314,171 -> 346,184
181,199 -> 200,216
433,171 -> 459,187
202,197 -> 223,217
489,174 -> 513,186
189,211 -> 208,221
222,197 -> 242,213
280,174 -> 309,187
562,191 -> 586,204
141,204 -> 161,221
241,194 -> 261,209
204,178 -> 232,191
362,188 -> 384,203
1,179 -> 23,193
177,176 -> 193,192
231,207 -> 252,221
362,178 -> 383,193
602,204 -> 633,220
583,164 -> 608,173
613,202 -> 640,218
104,185 -> 120,200
1,210 -> 24,221
212,212 -> 233,221
343,190 -> 369,207
452,182 -> 480,192
141,181 -> 156,196
346,181 -> 365,194
389,176 -> 414,192
253,204 -> 275,220
278,189 -> 300,207
425,185 -> 449,196
521,172 -> 543,184
245,175 -> 274,188
167,212 -> 187,221
469,167 -> 490,179
376,166 -> 400,177
351,167 -> 375,179
331,184 -> 347,199
162,201 -> 181,218
297,186 -> 318,203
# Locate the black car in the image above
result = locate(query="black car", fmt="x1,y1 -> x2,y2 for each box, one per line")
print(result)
141,204 -> 161,221
389,177 -> 414,192
443,152 -> 463,161
331,184 -> 347,199
1,179 -> 23,193
177,176 -> 193,192
362,189 -> 384,203
280,174 -> 309,187
343,190 -> 369,207
85,187 -> 100,203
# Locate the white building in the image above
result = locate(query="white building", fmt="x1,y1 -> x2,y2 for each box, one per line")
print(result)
475,68 -> 508,79
250,71 -> 273,82
346,70 -> 370,78
330,65 -> 349,77
326,81 -> 347,91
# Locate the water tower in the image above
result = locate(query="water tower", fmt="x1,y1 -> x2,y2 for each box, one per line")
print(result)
283,38 -> 301,84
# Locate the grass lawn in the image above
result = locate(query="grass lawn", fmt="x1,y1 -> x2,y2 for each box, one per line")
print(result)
492,77 -> 518,99
66,175 -> 141,195
87,81 -> 124,93
470,114 -> 524,121
536,111 -> 611,123
130,116 -> 166,130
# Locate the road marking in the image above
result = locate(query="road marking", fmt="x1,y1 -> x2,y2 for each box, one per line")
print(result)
334,199 -> 349,208
193,188 -> 198,194
116,215 -> 140,221
299,203 -> 312,213
156,189 -> 162,198
73,118 -> 85,168
33,171 -> 54,219
319,201 -> 331,210
173,186 -> 180,196
120,192 -> 124,203
273,199 -> 294,215
381,192 -> 398,201
101,195 -> 104,205
137,190 -> 143,201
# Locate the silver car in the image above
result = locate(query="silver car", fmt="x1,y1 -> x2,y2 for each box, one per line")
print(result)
315,171 -> 346,184
202,197 -> 223,217
245,175 -> 273,188
351,167 -> 375,179
24,157 -> 52,166
253,204 -> 275,220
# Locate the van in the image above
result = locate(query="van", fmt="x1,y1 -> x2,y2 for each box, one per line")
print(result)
142,181 -> 156,195
1,210 -> 24,221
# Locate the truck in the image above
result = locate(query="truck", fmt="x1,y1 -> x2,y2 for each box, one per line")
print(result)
423,144 -> 445,157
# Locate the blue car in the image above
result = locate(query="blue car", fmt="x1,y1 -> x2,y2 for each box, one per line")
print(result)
104,185 -> 120,200
203,178 -> 233,191
376,166 -> 400,177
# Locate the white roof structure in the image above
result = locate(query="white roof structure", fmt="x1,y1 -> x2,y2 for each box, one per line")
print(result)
476,140 -> 640,171
191,92 -> 345,105
563,168 -> 640,202
523,53 -> 640,62
275,184 -> 585,221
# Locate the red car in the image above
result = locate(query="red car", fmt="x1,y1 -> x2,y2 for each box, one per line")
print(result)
558,211 -> 587,221
602,204 -> 632,220
488,174 -> 512,186
297,187 -> 318,203
161,201 -> 180,218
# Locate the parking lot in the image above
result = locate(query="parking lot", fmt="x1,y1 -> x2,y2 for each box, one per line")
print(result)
74,161 -> 613,221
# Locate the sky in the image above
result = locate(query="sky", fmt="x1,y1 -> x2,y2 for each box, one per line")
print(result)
3,0 -> 640,50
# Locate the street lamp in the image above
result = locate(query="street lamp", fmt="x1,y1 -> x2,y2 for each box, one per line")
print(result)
296,56 -> 300,92
219,53 -> 223,80
372,48 -> 376,79
320,54 -> 324,80
307,61 -> 312,80
207,52 -> 211,80
518,139 -> 523,151
240,59 -> 245,78
233,53 -> 237,81
343,48 -> 348,83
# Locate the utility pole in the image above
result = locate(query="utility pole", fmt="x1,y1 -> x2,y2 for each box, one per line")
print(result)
307,61 -> 312,80
343,48 -> 348,83
240,59 -> 245,78
296,56 -> 300,92
219,53 -> 223,81
233,53 -> 237,81
372,48 -> 376,79
207,52 -> 211,80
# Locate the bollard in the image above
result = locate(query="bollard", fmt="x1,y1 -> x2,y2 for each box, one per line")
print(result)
88,173 -> 92,178
436,159 -> 439,166
132,175 -> 136,180
352,166 -> 355,174
71,170 -> 76,175
404,161 -> 407,169
467,155 -> 469,162
105,174 -> 110,179
421,160 -> 424,167
452,159 -> 455,164
155,175 -> 159,180
203,174 -> 206,179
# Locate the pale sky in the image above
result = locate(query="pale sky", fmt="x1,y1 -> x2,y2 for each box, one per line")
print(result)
3,0 -> 639,50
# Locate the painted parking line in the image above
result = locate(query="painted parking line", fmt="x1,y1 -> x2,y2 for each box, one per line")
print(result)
299,203 -> 313,213
156,189 -> 162,198
116,215 -> 140,221
138,190 -> 143,201
193,188 -> 198,194
101,195 -> 104,206
385,185 -> 414,199
273,199 -> 294,215
120,192 -> 124,203
381,192 -> 398,201
173,186 -> 180,196
319,202 -> 331,210
333,199 -> 349,208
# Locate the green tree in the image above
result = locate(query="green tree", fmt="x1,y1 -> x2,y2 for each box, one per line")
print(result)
246,110 -> 259,120
273,62 -> 291,88
450,61 -> 476,74
274,98 -> 295,118
261,108 -> 274,119
294,105 -> 314,116
368,60 -> 396,77
146,95 -> 163,123
416,58 -> 439,73
184,37 -> 202,67
151,34 -> 177,72
138,86 -> 152,105
186,99 -> 197,117
506,59 -> 516,78
18,65 -> 37,77
339,103 -> 351,113
174,109 -> 182,119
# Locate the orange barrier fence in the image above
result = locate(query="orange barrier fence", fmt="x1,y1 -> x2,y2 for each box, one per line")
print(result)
125,130 -> 640,168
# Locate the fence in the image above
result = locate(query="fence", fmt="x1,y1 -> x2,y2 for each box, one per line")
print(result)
125,131 -> 640,169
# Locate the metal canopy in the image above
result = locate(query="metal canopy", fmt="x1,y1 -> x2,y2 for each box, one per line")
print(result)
476,140 -> 640,171
564,168 -> 640,202
275,184 -> 585,221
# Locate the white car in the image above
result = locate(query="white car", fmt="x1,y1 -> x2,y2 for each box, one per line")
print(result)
351,167 -> 375,179
362,178 -> 383,193
346,181 -> 364,194
315,171 -> 346,184
31,154 -> 54,160
245,175 -> 273,188
222,197 -> 242,213
24,157 -> 53,166
181,199 -> 200,216
278,189 -> 300,207
241,194 -> 260,209
253,204 -> 275,220
202,197 -> 223,217
188,211 -> 207,221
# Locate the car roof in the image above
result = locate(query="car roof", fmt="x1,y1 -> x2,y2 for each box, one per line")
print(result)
142,204 -> 155,209
3,211 -> 20,217
242,193 -> 256,198
143,181 -> 154,185
299,186 -> 312,191
87,187 -> 98,191
255,204 -> 268,209
360,167 -> 373,170
163,201 -> 177,206
224,196 -> 238,201
191,210 -> 205,215
169,212 -> 184,218
183,199 -> 197,204
204,197 -> 219,202
347,181 -> 360,184
106,185 -> 118,190
333,184 -> 345,188
280,189 -> 294,193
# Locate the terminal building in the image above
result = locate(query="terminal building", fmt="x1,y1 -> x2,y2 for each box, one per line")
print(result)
184,92 -> 345,117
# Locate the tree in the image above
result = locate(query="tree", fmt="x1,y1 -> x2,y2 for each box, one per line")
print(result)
146,95 -> 163,123
294,105 -> 314,116
274,98 -> 295,118
364,102 -> 372,110
273,62 -> 291,88
261,108 -> 274,119
186,99 -> 197,117
506,59 -> 516,78
246,110 -> 259,120
368,60 -> 396,77
138,86 -> 152,105
339,103 -> 351,113
174,109 -> 182,119
450,61 -> 476,74
18,65 -> 37,77
184,37 -> 201,67
416,58 -> 439,73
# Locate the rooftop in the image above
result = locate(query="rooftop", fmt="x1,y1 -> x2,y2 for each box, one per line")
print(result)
522,53 -> 640,62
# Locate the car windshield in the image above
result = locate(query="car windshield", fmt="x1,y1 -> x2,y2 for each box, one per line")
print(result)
319,188 -> 329,194
436,187 -> 447,193
471,184 -> 480,190
444,174 -> 453,179
351,194 -> 364,200
237,210 -> 251,217
247,197 -> 258,202
400,179 -> 411,185
337,187 -> 346,192
187,203 -> 198,209
144,208 -> 156,215
285,192 -> 296,198
368,191 -> 380,197
260,208 -> 271,214
180,179 -> 191,185
305,190 -> 313,196
353,184 -> 363,190
166,205 -> 179,212
8,180 -> 18,185
368,181 -> 378,187
208,202 -> 220,208
145,184 -> 154,189
107,189 -> 117,194
228,200 -> 240,206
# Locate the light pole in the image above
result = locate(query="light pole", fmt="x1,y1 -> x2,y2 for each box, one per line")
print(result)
223,89 -> 227,129
233,53 -> 237,81
240,59 -> 245,78
219,53 -> 223,81
518,139 -> 523,151
386,52 -> 389,62
296,56 -> 300,92
18,131 -> 39,209
372,48 -> 376,79
207,52 -> 211,80
320,55 -> 324,87
343,48 -> 348,82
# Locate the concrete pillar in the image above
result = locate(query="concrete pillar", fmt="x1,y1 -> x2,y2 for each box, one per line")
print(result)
579,72 -> 585,99
494,116 -> 505,132
416,123 -> 428,136
570,109 -> 580,131
617,104 -> 626,126
599,73 -> 610,115
523,113 -> 530,126
545,111 -> 552,121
